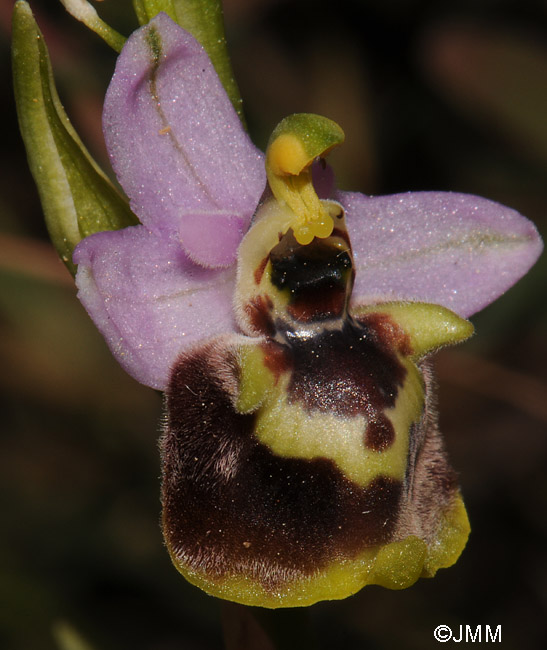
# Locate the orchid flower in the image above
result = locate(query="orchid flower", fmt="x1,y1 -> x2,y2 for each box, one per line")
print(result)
13,6 -> 542,610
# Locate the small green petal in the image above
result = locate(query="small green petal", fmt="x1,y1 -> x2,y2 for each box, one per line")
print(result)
12,1 -> 138,276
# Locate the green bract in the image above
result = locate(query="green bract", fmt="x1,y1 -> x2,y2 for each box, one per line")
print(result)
12,1 -> 137,275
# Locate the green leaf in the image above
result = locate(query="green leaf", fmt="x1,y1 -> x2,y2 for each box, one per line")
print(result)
12,1 -> 138,276
133,0 -> 245,122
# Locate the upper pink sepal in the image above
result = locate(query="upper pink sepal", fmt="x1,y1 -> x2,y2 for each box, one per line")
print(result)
102,13 -> 265,268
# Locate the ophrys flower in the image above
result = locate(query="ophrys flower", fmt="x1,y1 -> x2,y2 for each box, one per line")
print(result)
14,9 -> 543,608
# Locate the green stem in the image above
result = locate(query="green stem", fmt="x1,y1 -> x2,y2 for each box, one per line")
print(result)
221,603 -> 318,650
60,0 -> 126,52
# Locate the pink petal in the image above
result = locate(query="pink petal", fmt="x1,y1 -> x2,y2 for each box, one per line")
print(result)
180,211 -> 247,268
102,13 -> 265,268
73,226 -> 236,390
340,191 -> 542,317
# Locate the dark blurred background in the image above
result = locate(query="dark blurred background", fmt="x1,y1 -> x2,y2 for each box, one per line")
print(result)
1,0 -> 546,648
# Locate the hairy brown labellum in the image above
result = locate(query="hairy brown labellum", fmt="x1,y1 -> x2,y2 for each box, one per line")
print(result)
160,203 -> 472,607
